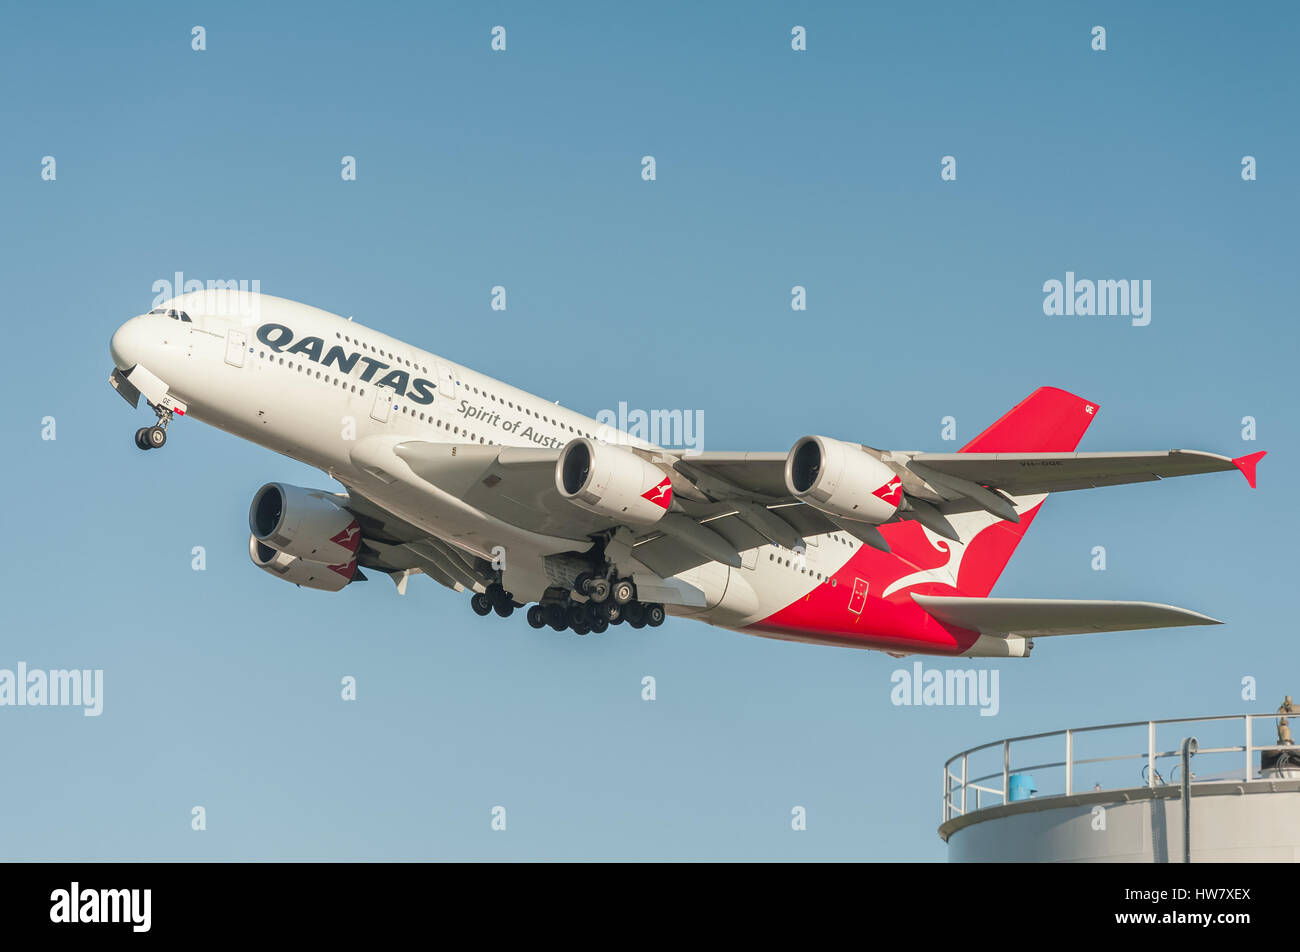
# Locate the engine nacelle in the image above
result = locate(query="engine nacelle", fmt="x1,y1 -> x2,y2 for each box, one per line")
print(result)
784,435 -> 903,524
248,535 -> 356,592
249,482 -> 361,564
556,438 -> 674,527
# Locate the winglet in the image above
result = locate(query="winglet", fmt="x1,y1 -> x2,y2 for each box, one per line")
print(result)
1232,450 -> 1266,488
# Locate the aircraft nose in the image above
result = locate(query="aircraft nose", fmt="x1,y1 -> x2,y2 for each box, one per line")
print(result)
110,316 -> 149,370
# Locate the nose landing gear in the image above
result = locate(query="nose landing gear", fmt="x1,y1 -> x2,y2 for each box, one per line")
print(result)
135,426 -> 166,450
133,406 -> 174,451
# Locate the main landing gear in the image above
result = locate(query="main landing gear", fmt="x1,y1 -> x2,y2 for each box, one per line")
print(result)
471,582 -> 519,618
524,597 -> 664,636
470,572 -> 665,639
133,406 -> 174,451
470,574 -> 665,637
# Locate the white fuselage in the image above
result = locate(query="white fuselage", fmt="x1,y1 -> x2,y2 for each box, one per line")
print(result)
110,291 -> 888,640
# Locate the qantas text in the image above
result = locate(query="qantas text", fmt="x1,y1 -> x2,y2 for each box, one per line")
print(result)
256,323 -> 438,405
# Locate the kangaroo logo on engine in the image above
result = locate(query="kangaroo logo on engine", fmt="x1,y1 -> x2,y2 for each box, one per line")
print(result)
872,476 -> 903,507
642,477 -> 673,509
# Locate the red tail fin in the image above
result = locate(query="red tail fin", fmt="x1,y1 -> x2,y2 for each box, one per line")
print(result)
961,386 -> 1099,453
954,388 -> 1099,596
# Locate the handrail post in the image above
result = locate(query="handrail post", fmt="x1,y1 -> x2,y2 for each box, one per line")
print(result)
1181,737 -> 1198,863
960,755 -> 967,815
942,765 -> 949,823
1244,714 -> 1252,781
1002,740 -> 1010,803
1148,721 -> 1156,787
1065,729 -> 1074,796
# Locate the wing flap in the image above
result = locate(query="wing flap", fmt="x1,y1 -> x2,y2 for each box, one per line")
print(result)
671,453 -> 791,500
912,594 -> 1222,637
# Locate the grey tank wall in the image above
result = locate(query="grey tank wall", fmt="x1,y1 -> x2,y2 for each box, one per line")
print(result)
942,781 -> 1300,862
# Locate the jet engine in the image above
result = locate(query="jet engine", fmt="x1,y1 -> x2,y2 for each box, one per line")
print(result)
556,438 -> 674,527
784,435 -> 904,524
249,482 -> 361,564
248,536 -> 357,592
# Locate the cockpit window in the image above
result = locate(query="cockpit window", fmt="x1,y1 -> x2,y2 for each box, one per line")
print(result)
149,308 -> 193,322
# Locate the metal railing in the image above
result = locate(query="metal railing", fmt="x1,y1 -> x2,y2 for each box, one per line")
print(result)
942,713 -> 1298,824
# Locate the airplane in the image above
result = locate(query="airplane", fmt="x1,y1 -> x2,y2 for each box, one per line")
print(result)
108,289 -> 1265,658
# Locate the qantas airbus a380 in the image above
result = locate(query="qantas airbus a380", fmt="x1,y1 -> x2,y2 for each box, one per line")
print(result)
109,290 -> 1265,658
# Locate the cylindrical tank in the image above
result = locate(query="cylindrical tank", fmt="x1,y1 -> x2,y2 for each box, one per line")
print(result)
941,713 -> 1300,862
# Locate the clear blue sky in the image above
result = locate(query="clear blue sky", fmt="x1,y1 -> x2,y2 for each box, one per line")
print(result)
1,1 -> 1295,860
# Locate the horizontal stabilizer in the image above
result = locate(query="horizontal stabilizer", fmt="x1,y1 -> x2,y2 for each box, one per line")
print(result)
913,594 -> 1221,638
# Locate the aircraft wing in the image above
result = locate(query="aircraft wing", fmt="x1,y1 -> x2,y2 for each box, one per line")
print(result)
389,440 -> 774,578
672,448 -> 1265,525
335,482 -> 499,595
912,594 -> 1222,637
899,449 -> 1265,500
342,438 -> 826,579
393,441 -> 616,539
338,436 -> 1264,584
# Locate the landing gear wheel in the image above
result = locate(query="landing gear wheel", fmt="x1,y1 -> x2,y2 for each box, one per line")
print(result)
590,615 -> 608,634
471,592 -> 492,616
138,405 -> 174,450
526,605 -> 546,629
602,601 -> 623,624
645,603 -> 666,627
566,604 -> 588,629
487,582 -> 515,617
612,579 -> 635,605
545,604 -> 567,631
625,602 -> 647,628
586,577 -> 610,603
572,623 -> 590,636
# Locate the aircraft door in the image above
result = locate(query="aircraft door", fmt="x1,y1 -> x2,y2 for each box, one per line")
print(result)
434,361 -> 455,398
224,329 -> 248,367
370,386 -> 394,423
848,577 -> 869,615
